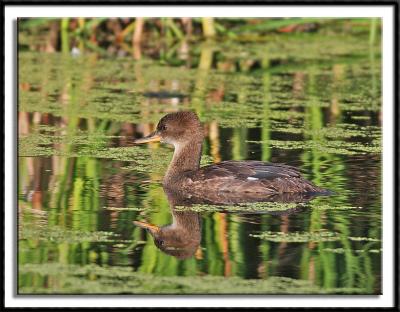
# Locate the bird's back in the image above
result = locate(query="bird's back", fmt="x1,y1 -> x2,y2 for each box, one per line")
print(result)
182,160 -> 328,195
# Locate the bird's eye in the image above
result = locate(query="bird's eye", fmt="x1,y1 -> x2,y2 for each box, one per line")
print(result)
159,240 -> 164,246
159,125 -> 167,131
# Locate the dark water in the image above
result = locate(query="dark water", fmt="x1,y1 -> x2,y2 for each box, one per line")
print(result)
18,26 -> 381,294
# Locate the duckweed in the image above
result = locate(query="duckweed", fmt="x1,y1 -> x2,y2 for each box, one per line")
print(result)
311,204 -> 363,210
248,139 -> 381,155
19,263 -> 368,294
250,231 -> 340,242
20,225 -> 120,243
251,231 -> 380,243
323,248 -> 381,254
175,201 -> 302,213
103,206 -> 147,211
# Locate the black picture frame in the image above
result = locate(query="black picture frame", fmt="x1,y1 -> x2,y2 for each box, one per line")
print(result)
3,0 -> 399,310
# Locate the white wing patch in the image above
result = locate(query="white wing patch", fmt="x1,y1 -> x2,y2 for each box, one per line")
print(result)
247,177 -> 259,181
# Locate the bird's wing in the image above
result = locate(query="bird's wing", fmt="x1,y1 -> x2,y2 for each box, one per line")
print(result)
190,160 -> 301,182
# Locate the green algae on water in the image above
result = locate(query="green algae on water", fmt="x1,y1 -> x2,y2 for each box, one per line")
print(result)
175,201 -> 302,213
19,133 -> 54,157
20,225 -> 120,243
248,139 -> 381,155
323,248 -> 382,254
18,129 -> 122,157
348,236 -> 381,242
19,263 -> 369,294
311,204 -> 363,211
250,231 -> 380,243
103,206 -> 153,211
250,231 -> 340,242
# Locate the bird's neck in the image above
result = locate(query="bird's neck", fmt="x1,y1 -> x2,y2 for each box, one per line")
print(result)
167,210 -> 202,232
164,140 -> 202,183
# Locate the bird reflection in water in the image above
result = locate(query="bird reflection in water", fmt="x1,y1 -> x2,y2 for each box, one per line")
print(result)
134,187 -> 320,260
134,188 -> 202,259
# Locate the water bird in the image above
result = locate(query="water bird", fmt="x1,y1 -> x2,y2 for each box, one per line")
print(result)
133,111 -> 329,198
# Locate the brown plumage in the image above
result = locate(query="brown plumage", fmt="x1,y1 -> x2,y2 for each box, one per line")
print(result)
134,111 -> 329,199
182,160 -> 324,195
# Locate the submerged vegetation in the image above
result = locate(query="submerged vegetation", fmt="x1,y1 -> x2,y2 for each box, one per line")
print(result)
18,18 -> 381,295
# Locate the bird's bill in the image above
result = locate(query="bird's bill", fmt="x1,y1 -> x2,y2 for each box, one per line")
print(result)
133,132 -> 161,144
133,220 -> 160,233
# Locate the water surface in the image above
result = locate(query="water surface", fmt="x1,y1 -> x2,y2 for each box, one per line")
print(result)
18,25 -> 381,294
